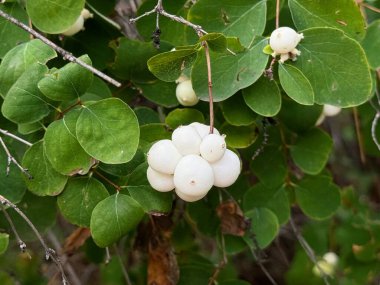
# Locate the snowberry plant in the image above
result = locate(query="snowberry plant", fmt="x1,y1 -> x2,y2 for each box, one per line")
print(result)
0,0 -> 380,284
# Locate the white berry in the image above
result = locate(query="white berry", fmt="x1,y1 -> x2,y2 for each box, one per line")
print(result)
174,155 -> 214,196
190,122 -> 220,139
175,188 -> 207,202
62,16 -> 84,36
175,74 -> 189,84
147,167 -> 175,192
81,8 -> 93,20
211,149 -> 241,187
172,125 -> 202,155
200,134 -> 226,162
323,104 -> 341,117
176,80 -> 199,106
323,252 -> 339,266
147,139 -> 182,174
312,260 -> 335,277
270,27 -> 304,63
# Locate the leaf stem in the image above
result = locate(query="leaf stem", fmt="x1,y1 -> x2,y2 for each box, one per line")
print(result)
0,9 -> 121,88
275,0 -> 280,29
93,169 -> 121,191
352,107 -> 366,164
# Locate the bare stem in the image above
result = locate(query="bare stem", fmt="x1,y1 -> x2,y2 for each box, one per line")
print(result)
0,137 -> 32,179
371,113 -> 380,151
93,169 -> 121,191
0,9 -> 121,88
0,129 -> 32,147
248,245 -> 278,285
352,107 -> 366,164
252,118 -> 270,160
113,244 -> 133,285
289,218 -> 331,285
361,2 -> 380,14
203,42 -> 215,133
0,195 -> 69,284
275,0 -> 280,29
1,205 -> 27,254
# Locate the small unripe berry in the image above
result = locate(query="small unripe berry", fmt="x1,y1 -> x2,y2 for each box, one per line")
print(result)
176,80 -> 199,106
175,188 -> 207,202
172,125 -> 202,155
312,260 -> 335,277
62,16 -> 84,36
200,134 -> 226,162
323,252 -> 339,266
211,149 -> 241,187
147,167 -> 175,192
190,122 -> 220,139
174,154 -> 214,196
270,27 -> 303,54
147,139 -> 182,174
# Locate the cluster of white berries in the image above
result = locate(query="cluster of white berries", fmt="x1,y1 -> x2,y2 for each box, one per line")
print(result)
62,9 -> 93,36
312,252 -> 339,277
175,76 -> 199,106
146,123 -> 241,202
269,27 -> 304,63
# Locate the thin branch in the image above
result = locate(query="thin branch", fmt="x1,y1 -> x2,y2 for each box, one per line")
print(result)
113,244 -> 132,285
0,195 -> 69,284
248,245 -> 278,285
0,205 -> 27,255
352,107 -> 366,163
371,113 -> 380,151
0,9 -> 121,88
0,137 -> 32,179
275,0 -> 280,29
203,42 -> 214,134
361,2 -> 380,14
85,2 -> 121,30
289,218 -> 331,285
93,169 -> 121,191
252,118 -> 270,160
0,129 -> 32,147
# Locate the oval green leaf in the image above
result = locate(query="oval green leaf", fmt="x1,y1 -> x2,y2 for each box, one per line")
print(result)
243,76 -> 281,116
26,0 -> 85,34
165,108 -> 205,129
295,175 -> 341,220
58,177 -> 109,227
290,128 -> 333,175
220,123 -> 257,149
90,193 -> 145,247
361,19 -> 380,69
76,98 -> 140,164
220,93 -> 256,126
278,63 -> 314,105
127,185 -> 172,214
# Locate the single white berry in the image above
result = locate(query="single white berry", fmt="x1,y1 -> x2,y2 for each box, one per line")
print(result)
81,8 -> 93,20
200,134 -> 226,162
312,260 -> 335,277
270,27 -> 304,54
323,252 -> 339,266
172,125 -> 202,155
175,188 -> 207,202
211,149 -> 241,187
190,122 -> 220,139
62,16 -> 84,36
173,155 -> 214,196
147,167 -> 175,192
315,113 -> 325,126
147,139 -> 182,174
323,104 -> 341,117
176,80 -> 199,106
175,74 -> 189,84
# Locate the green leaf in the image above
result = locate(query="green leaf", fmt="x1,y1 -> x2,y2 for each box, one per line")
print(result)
0,3 -> 29,58
0,39 -> 56,97
278,64 -> 314,105
128,162 -> 150,186
57,177 -> 109,227
220,94 -> 256,126
243,76 -> 281,117
38,55 -> 93,101
136,80 -> 179,108
135,107 -> 160,126
99,149 -> 145,177
199,33 -> 227,53
288,0 -> 365,40
295,175 -> 341,219
278,98 -> 323,132
0,192 -> 57,241
76,98 -> 140,164
290,128 -> 333,175
44,112 -> 93,175
243,184 -> 290,225
292,28 -> 372,107
192,38 -> 269,101
81,77 -> 112,102
0,233 -> 9,255
251,145 -> 287,188
1,63 -> 51,124
361,19 -> 380,69
148,49 -> 198,82
244,207 -> 279,248
18,122 -> 43,135
220,124 -> 257,149
110,37 -> 164,82
0,149 -> 26,203
90,193 -> 145,247
26,0 -> 85,34
165,108 -> 205,129
127,185 -> 172,214
140,124 -> 171,146
22,141 -> 68,196
188,0 -> 267,47
262,44 -> 273,55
